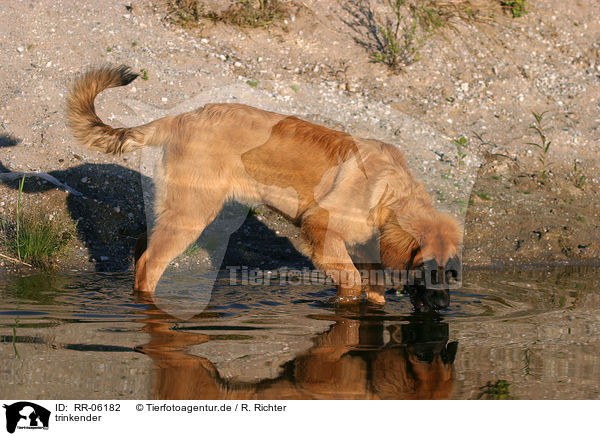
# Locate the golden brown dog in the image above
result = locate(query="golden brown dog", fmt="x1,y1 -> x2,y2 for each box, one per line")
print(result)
67,65 -> 462,307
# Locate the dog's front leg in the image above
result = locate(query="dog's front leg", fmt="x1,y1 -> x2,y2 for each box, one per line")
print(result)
354,263 -> 387,305
322,258 -> 363,304
301,209 -> 362,304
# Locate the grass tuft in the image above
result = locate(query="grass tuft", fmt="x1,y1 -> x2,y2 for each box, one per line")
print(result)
1,213 -> 73,269
453,135 -> 468,168
0,176 -> 73,269
354,0 -> 525,72
498,0 -> 528,18
571,159 -> 586,190
369,0 -> 425,71
165,0 -> 203,27
526,110 -> 552,179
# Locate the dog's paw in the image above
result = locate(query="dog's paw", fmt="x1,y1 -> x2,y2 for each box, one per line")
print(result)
365,291 -> 386,306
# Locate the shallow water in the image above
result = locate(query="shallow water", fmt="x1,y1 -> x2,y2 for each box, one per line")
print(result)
0,267 -> 599,399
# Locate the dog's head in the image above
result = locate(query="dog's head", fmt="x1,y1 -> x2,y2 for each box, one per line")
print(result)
380,211 -> 462,310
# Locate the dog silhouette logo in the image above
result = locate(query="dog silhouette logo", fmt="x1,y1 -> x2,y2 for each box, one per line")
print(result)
2,402 -> 50,433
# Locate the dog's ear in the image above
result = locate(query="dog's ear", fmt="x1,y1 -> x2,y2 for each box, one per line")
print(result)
389,211 -> 462,264
380,220 -> 420,270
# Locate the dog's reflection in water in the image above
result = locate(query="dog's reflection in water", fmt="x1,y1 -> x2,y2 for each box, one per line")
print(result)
139,304 -> 458,400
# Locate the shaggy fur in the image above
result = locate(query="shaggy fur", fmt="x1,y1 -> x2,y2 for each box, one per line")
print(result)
67,65 -> 462,305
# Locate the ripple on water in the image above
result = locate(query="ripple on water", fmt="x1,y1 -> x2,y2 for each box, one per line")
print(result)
0,267 -> 598,399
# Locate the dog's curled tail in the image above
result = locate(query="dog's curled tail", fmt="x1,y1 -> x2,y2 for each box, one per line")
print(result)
67,65 -> 158,154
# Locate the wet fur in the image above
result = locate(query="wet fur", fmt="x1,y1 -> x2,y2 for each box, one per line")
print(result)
67,65 -> 462,304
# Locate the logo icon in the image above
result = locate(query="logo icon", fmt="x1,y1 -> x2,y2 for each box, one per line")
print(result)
3,402 -> 50,434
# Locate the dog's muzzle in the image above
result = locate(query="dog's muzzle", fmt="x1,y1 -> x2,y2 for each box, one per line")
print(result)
410,256 -> 461,310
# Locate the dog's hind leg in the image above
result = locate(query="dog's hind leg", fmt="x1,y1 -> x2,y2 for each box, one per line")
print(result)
301,208 -> 362,303
134,189 -> 225,294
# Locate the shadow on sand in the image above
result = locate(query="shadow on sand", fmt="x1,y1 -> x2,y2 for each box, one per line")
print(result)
0,134 -> 312,274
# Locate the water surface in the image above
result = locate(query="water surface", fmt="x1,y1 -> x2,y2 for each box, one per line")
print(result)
0,267 -> 598,399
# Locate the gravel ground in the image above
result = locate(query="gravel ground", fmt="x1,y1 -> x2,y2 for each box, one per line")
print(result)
0,0 -> 599,273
